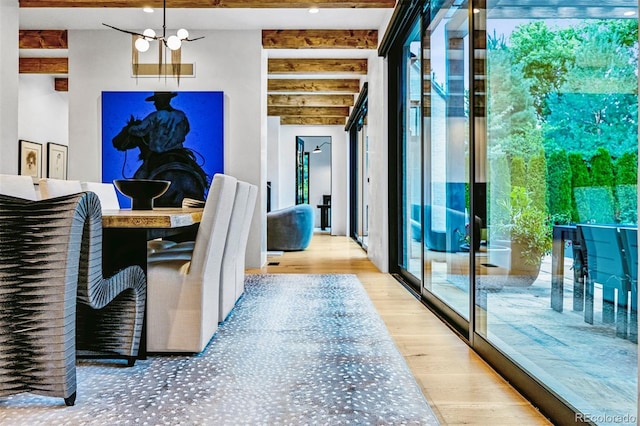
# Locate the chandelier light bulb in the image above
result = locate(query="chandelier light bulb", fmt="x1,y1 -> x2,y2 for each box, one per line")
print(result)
177,28 -> 189,40
166,35 -> 182,50
143,28 -> 156,39
135,37 -> 150,52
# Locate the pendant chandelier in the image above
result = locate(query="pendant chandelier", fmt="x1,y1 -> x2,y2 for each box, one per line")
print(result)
102,0 -> 203,82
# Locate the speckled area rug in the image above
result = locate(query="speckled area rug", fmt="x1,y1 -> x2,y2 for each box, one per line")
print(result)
0,273 -> 439,425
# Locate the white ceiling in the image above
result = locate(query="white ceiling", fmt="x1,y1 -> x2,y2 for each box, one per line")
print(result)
19,7 -> 393,61
19,7 -> 393,31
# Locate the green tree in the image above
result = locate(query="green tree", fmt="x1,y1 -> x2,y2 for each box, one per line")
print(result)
527,153 -> 548,214
571,148 -> 616,223
541,20 -> 638,158
509,22 -> 578,117
590,147 -> 615,188
615,151 -> 638,185
614,151 -> 638,224
488,146 -> 511,242
486,32 -> 542,160
546,150 -> 573,223
568,152 -> 590,222
510,156 -> 526,188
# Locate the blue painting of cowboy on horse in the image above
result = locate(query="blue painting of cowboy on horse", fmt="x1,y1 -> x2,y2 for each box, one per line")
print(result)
102,91 -> 223,208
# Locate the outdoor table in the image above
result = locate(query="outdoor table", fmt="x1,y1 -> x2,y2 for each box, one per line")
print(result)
551,224 -> 584,313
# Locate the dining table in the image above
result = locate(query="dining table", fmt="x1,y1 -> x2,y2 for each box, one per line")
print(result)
101,207 -> 204,358
550,224 -> 583,313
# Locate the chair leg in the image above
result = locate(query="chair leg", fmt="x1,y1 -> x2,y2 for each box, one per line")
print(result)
603,287 -> 616,324
631,286 -> 638,343
572,249 -> 584,311
629,308 -> 638,344
615,289 -> 628,339
584,277 -> 594,324
127,356 -> 136,367
64,392 -> 77,406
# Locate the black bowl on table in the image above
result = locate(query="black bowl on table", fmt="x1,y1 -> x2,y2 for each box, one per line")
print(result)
113,179 -> 171,210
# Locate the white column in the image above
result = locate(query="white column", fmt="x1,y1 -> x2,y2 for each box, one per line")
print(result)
0,1 -> 19,174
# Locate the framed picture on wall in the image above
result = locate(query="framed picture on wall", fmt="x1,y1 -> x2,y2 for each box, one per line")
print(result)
18,139 -> 43,179
47,142 -> 68,180
101,91 -> 224,208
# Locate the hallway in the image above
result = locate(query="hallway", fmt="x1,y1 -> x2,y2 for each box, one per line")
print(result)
248,234 -> 551,425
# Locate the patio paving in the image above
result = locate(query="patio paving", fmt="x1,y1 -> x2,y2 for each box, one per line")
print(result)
420,250 -> 638,425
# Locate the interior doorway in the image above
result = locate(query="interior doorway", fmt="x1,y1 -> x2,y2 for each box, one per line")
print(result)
296,136 -> 332,232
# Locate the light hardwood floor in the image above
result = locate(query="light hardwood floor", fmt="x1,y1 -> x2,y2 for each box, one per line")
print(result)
248,234 -> 552,425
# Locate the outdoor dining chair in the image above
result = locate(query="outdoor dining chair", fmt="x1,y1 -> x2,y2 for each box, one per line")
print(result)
578,224 -> 631,339
618,227 -> 638,343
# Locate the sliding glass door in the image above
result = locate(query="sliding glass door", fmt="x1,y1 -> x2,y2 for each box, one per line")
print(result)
422,0 -> 471,320
477,1 -> 638,421
399,22 -> 423,289
355,122 -> 369,248
390,0 -> 638,422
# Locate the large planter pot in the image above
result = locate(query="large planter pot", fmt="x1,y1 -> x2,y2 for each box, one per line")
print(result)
494,239 -> 542,287
506,240 -> 542,287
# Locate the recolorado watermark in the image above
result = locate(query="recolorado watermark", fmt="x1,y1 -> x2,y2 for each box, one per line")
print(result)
575,412 -> 637,424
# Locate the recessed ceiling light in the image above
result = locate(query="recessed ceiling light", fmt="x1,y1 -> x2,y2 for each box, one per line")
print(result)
623,10 -> 636,16
309,7 -> 320,14
143,7 -> 154,13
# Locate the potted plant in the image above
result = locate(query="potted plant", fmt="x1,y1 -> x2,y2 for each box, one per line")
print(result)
497,186 -> 553,286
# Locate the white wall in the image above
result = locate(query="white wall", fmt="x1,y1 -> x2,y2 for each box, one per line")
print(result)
67,28 -> 266,268
301,136 -> 332,228
266,116 -> 281,211
19,75 -> 69,149
0,1 -> 19,174
365,53 -> 390,272
278,125 -> 349,236
6,23 -> 390,271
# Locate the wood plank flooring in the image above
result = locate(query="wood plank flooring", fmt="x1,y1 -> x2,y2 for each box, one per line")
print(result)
248,234 -> 552,425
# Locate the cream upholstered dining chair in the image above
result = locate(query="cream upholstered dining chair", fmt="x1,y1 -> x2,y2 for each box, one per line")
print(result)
0,191 -> 146,406
146,173 -> 237,352
218,180 -> 253,322
233,183 -> 258,309
81,181 -> 121,210
148,180 -> 258,323
0,174 -> 39,200
39,177 -> 83,198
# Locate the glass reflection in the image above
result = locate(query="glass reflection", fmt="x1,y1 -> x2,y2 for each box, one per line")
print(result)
478,0 -> 638,422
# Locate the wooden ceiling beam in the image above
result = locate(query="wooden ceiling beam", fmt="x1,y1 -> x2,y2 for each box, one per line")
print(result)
279,116 -> 347,126
55,78 -> 69,91
262,30 -> 377,49
268,94 -> 354,107
19,30 -> 68,49
19,57 -> 68,74
268,106 -> 349,117
268,78 -> 360,93
268,58 -> 367,74
20,0 -> 395,8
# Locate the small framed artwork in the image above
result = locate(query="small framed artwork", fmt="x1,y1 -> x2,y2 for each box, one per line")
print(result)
47,142 -> 68,180
18,139 -> 43,179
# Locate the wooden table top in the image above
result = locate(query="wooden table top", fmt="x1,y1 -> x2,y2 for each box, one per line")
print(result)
102,207 -> 203,229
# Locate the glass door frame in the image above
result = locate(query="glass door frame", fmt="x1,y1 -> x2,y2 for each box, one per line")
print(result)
384,1 -> 621,423
348,83 -> 370,247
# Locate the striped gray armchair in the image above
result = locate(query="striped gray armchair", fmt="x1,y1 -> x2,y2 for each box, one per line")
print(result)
0,192 -> 145,406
